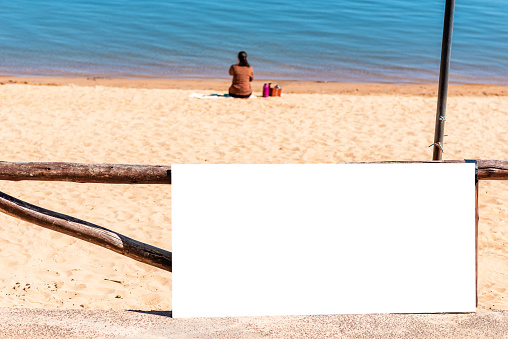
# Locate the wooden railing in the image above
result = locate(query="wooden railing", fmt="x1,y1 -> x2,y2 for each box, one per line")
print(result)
0,159 -> 507,273
1,160 -> 507,182
0,162 -> 172,272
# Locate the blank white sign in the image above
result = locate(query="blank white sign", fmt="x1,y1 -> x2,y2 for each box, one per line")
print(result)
172,163 -> 476,318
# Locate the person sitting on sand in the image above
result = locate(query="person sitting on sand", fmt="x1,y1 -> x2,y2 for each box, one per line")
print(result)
228,51 -> 254,98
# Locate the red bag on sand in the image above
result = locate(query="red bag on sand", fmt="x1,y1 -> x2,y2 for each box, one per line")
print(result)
269,84 -> 282,97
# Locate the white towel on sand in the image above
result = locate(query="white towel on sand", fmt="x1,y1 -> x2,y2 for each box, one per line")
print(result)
189,93 -> 256,99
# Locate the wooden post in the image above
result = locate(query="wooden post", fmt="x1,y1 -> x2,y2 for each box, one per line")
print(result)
466,159 -> 479,306
475,175 -> 479,306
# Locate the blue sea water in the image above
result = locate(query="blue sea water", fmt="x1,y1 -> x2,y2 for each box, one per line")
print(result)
0,0 -> 507,84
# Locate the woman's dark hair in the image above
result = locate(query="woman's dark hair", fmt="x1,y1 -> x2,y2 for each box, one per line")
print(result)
238,51 -> 250,67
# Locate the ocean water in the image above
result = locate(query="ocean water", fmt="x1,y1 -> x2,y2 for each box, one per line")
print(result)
0,0 -> 507,84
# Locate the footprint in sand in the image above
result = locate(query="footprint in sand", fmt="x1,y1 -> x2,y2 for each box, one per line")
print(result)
74,283 -> 87,291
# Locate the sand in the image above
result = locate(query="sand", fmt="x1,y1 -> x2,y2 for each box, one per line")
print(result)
1,308 -> 508,338
0,77 -> 507,336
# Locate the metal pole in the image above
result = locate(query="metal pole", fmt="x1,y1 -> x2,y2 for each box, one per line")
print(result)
432,0 -> 455,160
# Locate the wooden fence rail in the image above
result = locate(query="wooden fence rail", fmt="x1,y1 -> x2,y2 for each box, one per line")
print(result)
472,160 -> 508,180
0,190 -> 172,272
0,162 -> 171,184
0,160 -> 507,184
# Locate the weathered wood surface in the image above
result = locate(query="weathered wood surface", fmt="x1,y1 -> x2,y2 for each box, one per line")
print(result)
0,162 -> 171,184
476,160 -> 508,180
0,160 -> 507,183
0,190 -> 172,272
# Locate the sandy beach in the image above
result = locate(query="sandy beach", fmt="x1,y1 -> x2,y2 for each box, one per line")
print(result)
0,77 -> 507,336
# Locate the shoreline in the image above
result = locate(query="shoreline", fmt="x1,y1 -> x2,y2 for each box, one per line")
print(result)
2,75 -> 508,96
